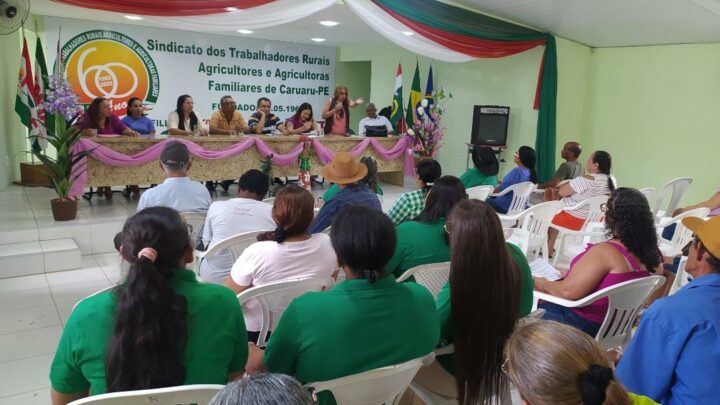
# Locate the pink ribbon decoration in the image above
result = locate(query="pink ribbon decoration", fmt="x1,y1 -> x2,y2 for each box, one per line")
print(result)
70,136 -> 414,198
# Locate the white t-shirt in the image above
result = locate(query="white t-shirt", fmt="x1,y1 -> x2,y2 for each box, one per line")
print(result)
230,233 -> 337,330
168,110 -> 205,132
137,177 -> 211,212
562,173 -> 614,218
199,198 -> 275,283
358,116 -> 393,135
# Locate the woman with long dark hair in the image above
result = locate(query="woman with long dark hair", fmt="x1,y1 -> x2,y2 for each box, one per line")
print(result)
488,145 -> 538,214
505,321 -> 650,405
245,206 -> 439,404
409,199 -> 531,403
78,97 -> 140,198
547,150 -> 616,257
284,102 -> 318,135
50,207 -> 248,404
321,85 -> 364,135
387,158 -> 442,225
386,176 -> 466,278
536,188 -> 662,336
168,94 -> 206,136
224,185 -> 337,343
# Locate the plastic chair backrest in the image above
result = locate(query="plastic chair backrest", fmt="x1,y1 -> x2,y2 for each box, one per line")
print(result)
595,275 -> 666,348
68,384 -> 224,405
638,187 -> 655,201
200,230 -> 265,268
467,185 -> 494,201
664,207 -> 710,256
322,226 -> 332,235
237,276 -> 335,347
505,182 -> 536,216
669,256 -> 691,295
518,201 -> 563,257
181,212 -> 207,244
307,353 -> 434,405
396,262 -> 450,299
653,177 -> 693,218
576,195 -> 609,230
262,197 -> 276,204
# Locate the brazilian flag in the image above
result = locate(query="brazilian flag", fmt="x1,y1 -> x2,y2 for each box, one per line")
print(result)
405,62 -> 422,130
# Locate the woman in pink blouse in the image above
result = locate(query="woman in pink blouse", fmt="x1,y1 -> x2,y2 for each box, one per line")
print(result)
78,97 -> 139,198
321,86 -> 363,136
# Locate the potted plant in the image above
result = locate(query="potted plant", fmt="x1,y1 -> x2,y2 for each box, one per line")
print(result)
29,74 -> 88,221
406,87 -> 452,163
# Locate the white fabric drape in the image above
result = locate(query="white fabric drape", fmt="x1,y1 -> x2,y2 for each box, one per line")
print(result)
146,0 -> 336,32
344,0 -> 472,62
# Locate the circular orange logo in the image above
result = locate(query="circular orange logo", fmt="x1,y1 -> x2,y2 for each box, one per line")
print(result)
61,30 -> 159,111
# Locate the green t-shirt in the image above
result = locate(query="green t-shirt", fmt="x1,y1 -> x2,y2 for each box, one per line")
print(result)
385,219 -> 450,278
264,275 -> 440,405
555,160 -> 584,181
460,168 -> 498,189
323,183 -> 383,203
435,243 -> 534,373
50,269 -> 248,395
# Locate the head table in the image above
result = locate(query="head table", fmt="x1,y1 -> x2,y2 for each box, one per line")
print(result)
76,135 -> 410,193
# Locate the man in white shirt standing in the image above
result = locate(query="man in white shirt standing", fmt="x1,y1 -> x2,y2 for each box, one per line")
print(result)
136,141 -> 212,212
358,103 -> 394,136
199,169 -> 276,283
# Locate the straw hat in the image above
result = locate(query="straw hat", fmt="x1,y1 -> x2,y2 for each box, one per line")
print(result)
322,152 -> 368,185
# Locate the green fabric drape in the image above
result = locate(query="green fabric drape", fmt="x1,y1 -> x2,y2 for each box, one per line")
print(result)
373,0 -> 557,181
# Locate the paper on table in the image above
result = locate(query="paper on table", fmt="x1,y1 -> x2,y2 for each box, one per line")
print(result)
529,258 -> 562,281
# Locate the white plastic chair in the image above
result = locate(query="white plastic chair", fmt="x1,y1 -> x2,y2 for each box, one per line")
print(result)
409,309 -> 545,405
307,353 -> 435,405
397,262 -> 450,299
467,185 -> 494,201
549,195 -> 609,265
377,194 -> 384,207
262,197 -> 275,204
194,230 -> 265,278
668,256 -> 691,295
238,276 -> 335,347
652,177 -> 693,221
503,201 -> 563,261
638,187 -> 654,201
180,212 -> 207,246
491,182 -> 535,218
657,207 -> 710,257
533,275 -> 666,348
68,384 -> 224,405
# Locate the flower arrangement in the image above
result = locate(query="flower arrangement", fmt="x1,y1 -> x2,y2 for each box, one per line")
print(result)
43,74 -> 82,122
406,87 -> 452,157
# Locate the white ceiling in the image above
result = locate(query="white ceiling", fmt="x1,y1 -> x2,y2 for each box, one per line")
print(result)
29,0 -> 386,47
453,0 -> 720,47
30,0 -> 720,48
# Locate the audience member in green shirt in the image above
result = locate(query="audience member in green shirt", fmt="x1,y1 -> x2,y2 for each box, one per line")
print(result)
459,145 -> 499,189
537,141 -> 585,189
386,175 -> 466,278
50,207 -> 248,405
246,206 -> 440,405
322,155 -> 383,203
506,321 -> 658,405
410,200 -> 522,404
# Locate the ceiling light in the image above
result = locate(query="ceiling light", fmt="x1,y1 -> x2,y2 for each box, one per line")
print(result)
237,29 -> 254,34
311,38 -> 327,43
402,31 -> 414,36
319,20 -> 339,27
124,15 -> 143,20
225,7 -> 240,12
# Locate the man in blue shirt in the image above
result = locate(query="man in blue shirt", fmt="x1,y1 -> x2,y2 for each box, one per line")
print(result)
309,152 -> 382,233
616,216 -> 720,404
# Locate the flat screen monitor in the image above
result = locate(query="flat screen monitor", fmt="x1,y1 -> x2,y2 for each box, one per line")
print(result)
470,105 -> 510,146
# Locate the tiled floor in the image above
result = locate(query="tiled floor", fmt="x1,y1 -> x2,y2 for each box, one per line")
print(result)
0,179 -> 414,404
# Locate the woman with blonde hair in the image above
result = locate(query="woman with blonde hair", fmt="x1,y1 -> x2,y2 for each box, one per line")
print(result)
505,320 -> 657,405
321,86 -> 364,135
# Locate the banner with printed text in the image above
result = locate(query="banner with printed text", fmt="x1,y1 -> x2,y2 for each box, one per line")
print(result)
44,16 -> 336,132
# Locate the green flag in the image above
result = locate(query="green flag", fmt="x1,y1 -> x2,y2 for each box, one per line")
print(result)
34,36 -> 53,148
405,62 -> 421,130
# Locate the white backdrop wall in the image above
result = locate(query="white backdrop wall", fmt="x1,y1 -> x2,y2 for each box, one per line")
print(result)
44,17 -> 336,132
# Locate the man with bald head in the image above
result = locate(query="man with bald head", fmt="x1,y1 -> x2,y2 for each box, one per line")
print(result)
537,141 -> 584,189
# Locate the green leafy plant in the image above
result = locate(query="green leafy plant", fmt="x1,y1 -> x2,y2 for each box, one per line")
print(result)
29,113 -> 93,199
